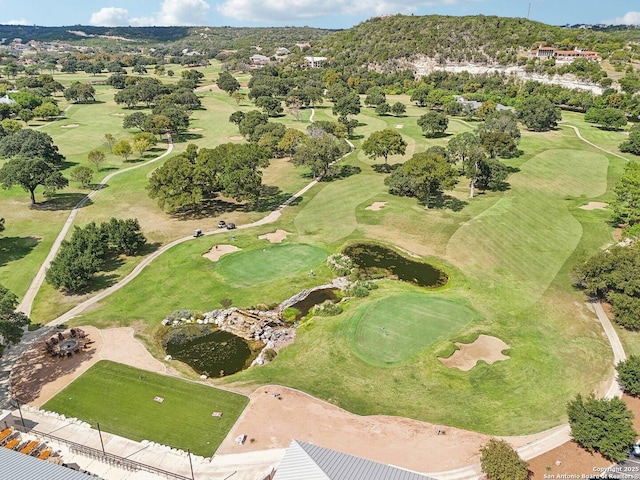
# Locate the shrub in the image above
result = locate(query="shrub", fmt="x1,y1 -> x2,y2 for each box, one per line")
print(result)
311,300 -> 343,316
163,309 -> 192,324
220,298 -> 233,309
327,253 -> 353,275
262,348 -> 277,362
281,307 -> 301,323
345,280 -> 378,297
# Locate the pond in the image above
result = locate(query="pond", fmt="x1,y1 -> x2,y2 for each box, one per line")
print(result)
288,288 -> 339,320
164,329 -> 259,378
343,243 -> 448,287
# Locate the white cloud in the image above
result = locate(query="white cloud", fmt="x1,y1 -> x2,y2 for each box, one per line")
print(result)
4,19 -> 30,25
217,0 -> 473,22
89,7 -> 130,26
604,11 -> 640,25
89,1 -> 210,27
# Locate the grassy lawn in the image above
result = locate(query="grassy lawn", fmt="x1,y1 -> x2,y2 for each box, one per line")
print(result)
216,243 -> 327,286
42,360 -> 248,456
346,293 -> 480,366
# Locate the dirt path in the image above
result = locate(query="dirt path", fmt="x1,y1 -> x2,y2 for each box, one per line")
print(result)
17,135 -> 174,316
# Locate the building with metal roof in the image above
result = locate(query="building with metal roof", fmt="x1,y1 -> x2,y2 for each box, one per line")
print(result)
0,446 -> 95,480
273,439 -> 438,480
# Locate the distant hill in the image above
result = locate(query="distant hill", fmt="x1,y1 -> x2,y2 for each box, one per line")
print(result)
0,24 -> 337,54
313,14 -> 626,68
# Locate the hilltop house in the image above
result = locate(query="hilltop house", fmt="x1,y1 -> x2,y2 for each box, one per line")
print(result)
304,56 -> 328,68
250,54 -> 270,66
531,45 -> 600,62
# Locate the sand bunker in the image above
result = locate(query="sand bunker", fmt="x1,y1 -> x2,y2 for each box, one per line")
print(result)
229,135 -> 244,141
202,244 -> 241,261
439,334 -> 510,371
258,229 -> 290,243
580,202 -> 608,211
61,124 -> 79,128
110,113 -> 126,117
365,201 -> 388,211
395,124 -> 404,129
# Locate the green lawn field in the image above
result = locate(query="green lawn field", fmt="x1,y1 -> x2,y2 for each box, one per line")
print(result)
42,361 -> 248,456
347,293 -> 480,366
8,66 -> 629,437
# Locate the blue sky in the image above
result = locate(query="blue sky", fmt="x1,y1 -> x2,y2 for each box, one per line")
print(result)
1,0 -> 639,29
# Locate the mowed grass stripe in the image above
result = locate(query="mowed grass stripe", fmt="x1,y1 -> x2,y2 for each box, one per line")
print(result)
348,293 -> 479,365
447,149 -> 608,308
43,361 -> 248,456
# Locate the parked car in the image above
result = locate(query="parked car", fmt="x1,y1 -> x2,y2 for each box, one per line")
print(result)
226,223 -> 236,230
217,220 -> 226,228
632,444 -> 640,457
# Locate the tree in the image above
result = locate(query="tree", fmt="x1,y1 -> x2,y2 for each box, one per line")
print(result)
100,218 -> 146,255
87,149 -> 106,172
0,156 -> 68,203
612,160 -> 640,227
132,138 -> 151,157
617,355 -> 640,396
231,91 -> 246,105
104,133 -> 116,153
447,132 -> 480,168
620,124 -> 640,156
70,165 -> 93,188
477,100 -> 497,120
63,82 -> 95,103
417,111 -> 448,137
375,102 -> 390,116
567,393 -> 637,462
0,119 -> 22,134
362,129 -> 407,169
0,129 -> 64,167
229,111 -> 245,126
585,107 -> 627,130
147,155 -> 202,212
278,128 -> 306,159
32,102 -> 60,121
479,439 -> 529,480
516,95 -> 561,131
18,109 -> 34,124
391,102 -> 406,117
238,110 -> 269,140
410,84 -> 430,107
480,131 -> 518,159
113,140 -> 132,162
123,112 -> 148,131
478,110 -> 521,144
292,133 -> 344,177
385,151 -> 458,209
364,87 -> 386,107
0,283 -> 30,357
217,71 -> 240,94
332,92 -> 361,118
255,96 -> 283,117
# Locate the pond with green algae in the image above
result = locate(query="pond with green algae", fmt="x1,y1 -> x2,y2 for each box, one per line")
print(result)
343,243 -> 448,287
164,329 -> 260,378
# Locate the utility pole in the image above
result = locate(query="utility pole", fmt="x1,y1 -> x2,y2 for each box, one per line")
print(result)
96,422 -> 106,454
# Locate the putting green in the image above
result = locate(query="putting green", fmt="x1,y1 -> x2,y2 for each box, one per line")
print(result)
347,293 -> 479,366
215,243 -> 328,286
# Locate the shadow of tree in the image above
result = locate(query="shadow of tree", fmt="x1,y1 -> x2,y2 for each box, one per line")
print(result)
171,198 -> 242,220
251,185 -> 295,212
0,236 -> 39,268
31,194 -> 93,211
136,241 -> 161,256
10,331 -> 99,404
322,164 -> 361,181
372,163 -> 401,174
430,194 -> 468,212
176,132 -> 203,143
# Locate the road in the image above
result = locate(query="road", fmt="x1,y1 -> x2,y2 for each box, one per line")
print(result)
16,135 -> 174,316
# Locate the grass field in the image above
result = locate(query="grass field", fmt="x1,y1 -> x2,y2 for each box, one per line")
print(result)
347,293 -> 480,366
42,361 -> 248,456
6,65 -> 631,436
216,243 -> 327,286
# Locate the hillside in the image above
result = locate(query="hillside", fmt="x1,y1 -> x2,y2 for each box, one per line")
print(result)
313,14 -> 626,68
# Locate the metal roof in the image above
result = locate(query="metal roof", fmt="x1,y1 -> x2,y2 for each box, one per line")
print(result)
0,446 -> 95,480
273,439 -> 437,480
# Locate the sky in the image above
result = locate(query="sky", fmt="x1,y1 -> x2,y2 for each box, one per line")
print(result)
1,0 -> 639,30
